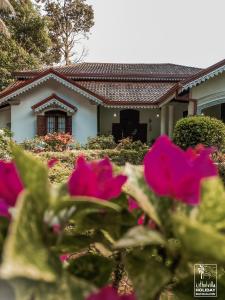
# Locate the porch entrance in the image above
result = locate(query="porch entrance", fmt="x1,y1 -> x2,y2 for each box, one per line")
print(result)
112,109 -> 147,143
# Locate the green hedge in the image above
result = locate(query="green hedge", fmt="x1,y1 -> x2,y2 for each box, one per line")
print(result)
36,149 -> 148,183
173,116 -> 225,150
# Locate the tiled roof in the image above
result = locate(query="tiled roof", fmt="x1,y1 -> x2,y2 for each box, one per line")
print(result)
76,81 -> 177,105
0,62 -> 205,107
14,62 -> 202,81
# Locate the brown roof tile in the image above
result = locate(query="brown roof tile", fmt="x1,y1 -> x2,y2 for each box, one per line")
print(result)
76,81 -> 177,105
14,62 -> 202,81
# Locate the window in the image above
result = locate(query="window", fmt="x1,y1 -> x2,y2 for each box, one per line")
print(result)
45,110 -> 66,133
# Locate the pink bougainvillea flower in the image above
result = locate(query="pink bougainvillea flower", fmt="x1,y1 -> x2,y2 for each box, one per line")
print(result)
68,156 -> 127,200
128,197 -> 139,212
144,136 -> 217,205
0,161 -> 24,218
47,158 -> 58,168
52,223 -> 61,234
86,286 -> 136,300
60,253 -> 70,263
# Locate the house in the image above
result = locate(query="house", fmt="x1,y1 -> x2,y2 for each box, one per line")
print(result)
0,59 -> 225,144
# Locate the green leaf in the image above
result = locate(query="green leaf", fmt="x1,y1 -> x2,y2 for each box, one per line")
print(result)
173,214 -> 225,263
115,226 -> 165,249
9,274 -> 94,300
124,164 -> 161,227
124,249 -> 172,300
68,254 -> 113,287
0,192 -> 58,282
198,177 -> 225,229
54,196 -> 121,213
11,144 -> 49,205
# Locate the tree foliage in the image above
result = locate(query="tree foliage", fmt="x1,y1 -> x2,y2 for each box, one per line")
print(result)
45,0 -> 94,65
0,0 -> 56,90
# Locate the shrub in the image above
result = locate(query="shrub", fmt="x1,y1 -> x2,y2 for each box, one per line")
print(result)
0,128 -> 12,159
116,137 -> 148,151
85,135 -> 116,150
22,133 -> 80,152
43,133 -> 74,151
173,116 -> 225,150
22,136 -> 47,152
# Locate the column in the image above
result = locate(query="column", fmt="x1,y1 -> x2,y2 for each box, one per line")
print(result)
188,100 -> 196,116
168,104 -> 174,138
160,106 -> 167,135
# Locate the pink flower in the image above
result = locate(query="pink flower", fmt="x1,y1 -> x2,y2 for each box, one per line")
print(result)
52,224 -> 61,234
47,158 -> 58,168
86,286 -> 136,300
144,136 -> 217,205
60,254 -> 70,262
128,197 -> 139,212
68,156 -> 127,200
0,161 -> 24,218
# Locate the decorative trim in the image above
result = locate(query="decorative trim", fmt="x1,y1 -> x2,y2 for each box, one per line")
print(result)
103,104 -> 159,109
182,62 -> 225,91
0,71 -> 103,106
33,99 -> 75,114
196,92 -> 225,114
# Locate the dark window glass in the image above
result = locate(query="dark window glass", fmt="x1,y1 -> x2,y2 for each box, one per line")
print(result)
45,110 -> 67,133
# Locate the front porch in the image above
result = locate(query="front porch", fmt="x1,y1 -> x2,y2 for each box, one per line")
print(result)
99,101 -> 188,144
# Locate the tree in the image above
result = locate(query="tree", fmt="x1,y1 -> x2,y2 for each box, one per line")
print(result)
45,0 -> 94,65
0,0 -> 15,36
0,0 -> 57,90
0,34 -> 39,89
2,0 -> 55,64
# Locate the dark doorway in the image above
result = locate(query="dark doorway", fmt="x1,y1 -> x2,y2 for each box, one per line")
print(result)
112,109 -> 147,143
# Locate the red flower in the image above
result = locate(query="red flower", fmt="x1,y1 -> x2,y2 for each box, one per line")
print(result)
68,156 -> 127,200
86,286 -> 136,300
0,161 -> 24,218
60,253 -> 70,263
128,197 -> 139,212
47,158 -> 58,168
144,136 -> 217,205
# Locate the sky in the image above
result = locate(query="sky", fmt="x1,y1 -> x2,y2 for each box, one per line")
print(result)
84,0 -> 225,68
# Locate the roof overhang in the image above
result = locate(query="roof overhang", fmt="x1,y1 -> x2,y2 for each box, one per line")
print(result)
0,69 -> 103,106
31,94 -> 77,114
182,59 -> 225,92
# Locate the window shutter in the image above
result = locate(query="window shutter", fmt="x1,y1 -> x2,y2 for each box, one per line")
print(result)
37,115 -> 47,136
66,116 -> 72,135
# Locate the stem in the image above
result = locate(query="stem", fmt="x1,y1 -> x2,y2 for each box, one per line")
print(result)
112,252 -> 124,290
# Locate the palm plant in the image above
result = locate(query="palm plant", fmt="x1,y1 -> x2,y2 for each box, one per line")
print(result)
0,0 -> 15,36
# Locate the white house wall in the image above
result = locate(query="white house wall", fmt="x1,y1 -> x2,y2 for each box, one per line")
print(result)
0,107 -> 11,129
10,79 -> 97,144
191,72 -> 225,112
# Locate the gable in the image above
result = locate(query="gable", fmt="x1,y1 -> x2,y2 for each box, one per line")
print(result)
182,58 -> 225,91
191,71 -> 225,100
0,70 -> 103,106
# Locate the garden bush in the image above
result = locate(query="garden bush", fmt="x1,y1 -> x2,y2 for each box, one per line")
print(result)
173,115 -> 225,150
0,136 -> 224,299
37,148 -> 148,182
0,128 -> 12,159
116,137 -> 148,152
85,135 -> 116,150
22,133 -> 80,152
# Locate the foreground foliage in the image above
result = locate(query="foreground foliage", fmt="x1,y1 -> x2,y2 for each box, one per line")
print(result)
0,135 -> 225,299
